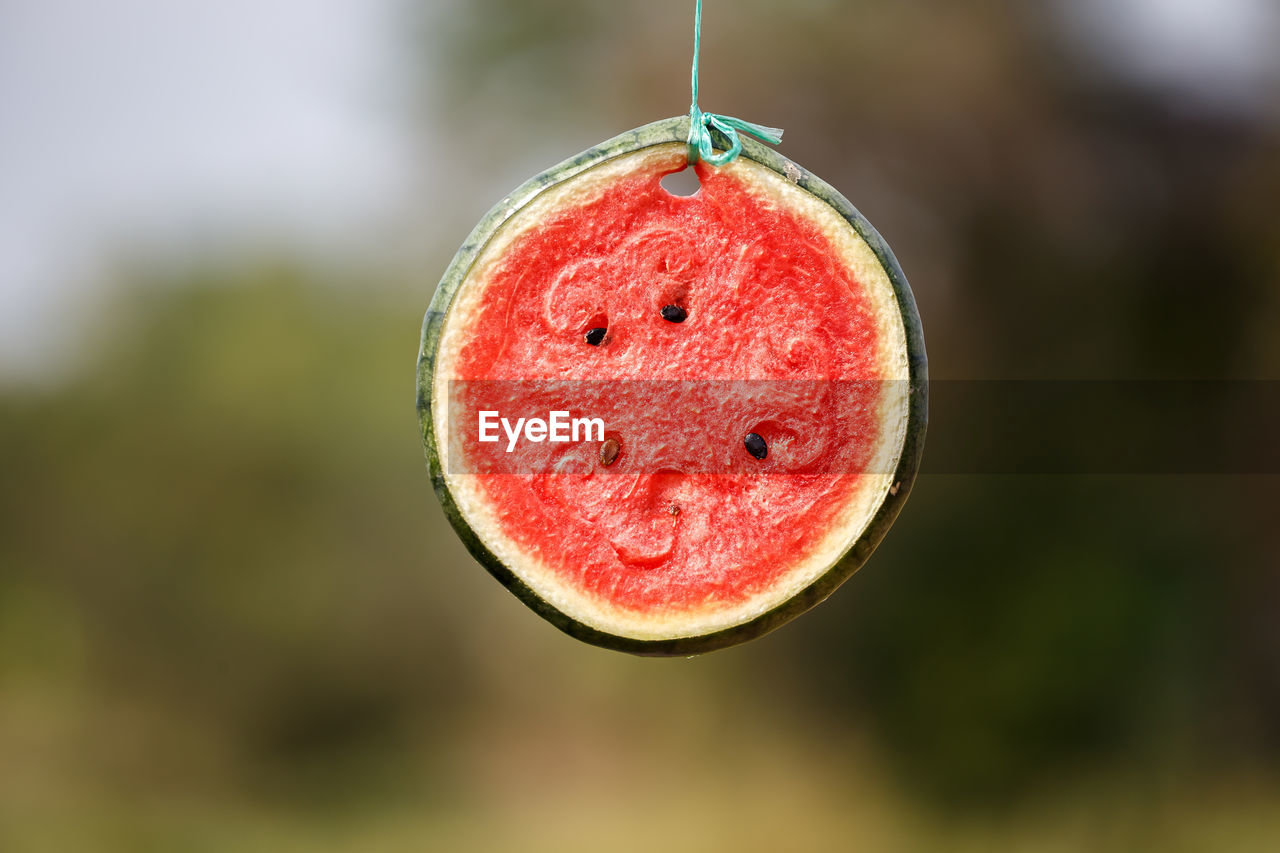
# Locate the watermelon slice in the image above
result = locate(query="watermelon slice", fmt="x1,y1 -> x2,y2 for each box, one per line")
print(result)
418,117 -> 926,654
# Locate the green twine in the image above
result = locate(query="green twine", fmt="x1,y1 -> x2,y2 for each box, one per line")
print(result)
687,0 -> 784,167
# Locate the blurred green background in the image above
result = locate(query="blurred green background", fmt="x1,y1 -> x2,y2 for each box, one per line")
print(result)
2,0 -> 1279,849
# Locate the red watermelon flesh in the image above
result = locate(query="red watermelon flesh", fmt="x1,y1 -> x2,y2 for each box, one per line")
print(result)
439,152 -> 905,632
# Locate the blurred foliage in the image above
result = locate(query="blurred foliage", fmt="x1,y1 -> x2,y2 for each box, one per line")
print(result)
3,0 -> 1280,848
3,257 -> 1279,850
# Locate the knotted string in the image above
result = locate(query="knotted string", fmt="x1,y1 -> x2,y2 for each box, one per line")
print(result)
687,0 -> 784,166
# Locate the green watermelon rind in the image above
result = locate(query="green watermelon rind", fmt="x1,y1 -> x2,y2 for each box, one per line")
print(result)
417,116 -> 927,656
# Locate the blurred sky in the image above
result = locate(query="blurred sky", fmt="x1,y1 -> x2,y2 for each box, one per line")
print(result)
1054,0 -> 1278,114
0,0 -> 413,378
0,0 -> 1276,381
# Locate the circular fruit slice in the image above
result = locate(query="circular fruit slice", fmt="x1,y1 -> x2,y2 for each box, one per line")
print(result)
418,116 -> 926,655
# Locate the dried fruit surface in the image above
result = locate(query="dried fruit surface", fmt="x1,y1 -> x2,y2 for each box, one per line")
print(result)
450,162 -> 885,611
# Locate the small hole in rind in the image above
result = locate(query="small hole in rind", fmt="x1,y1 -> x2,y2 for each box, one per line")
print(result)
660,168 -> 701,197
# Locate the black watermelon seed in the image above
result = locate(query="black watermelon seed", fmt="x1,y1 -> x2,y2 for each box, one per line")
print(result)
744,432 -> 768,460
660,305 -> 687,323
600,438 -> 620,467
585,327 -> 607,346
